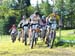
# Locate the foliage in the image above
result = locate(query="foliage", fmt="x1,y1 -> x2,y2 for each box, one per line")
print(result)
27,6 -> 35,17
55,0 -> 75,29
0,0 -> 21,34
39,1 -> 52,16
0,0 -> 35,34
1,0 -> 75,34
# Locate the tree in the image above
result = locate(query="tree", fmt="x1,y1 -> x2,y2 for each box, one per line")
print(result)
40,0 -> 52,16
55,0 -> 75,29
0,0 -> 20,34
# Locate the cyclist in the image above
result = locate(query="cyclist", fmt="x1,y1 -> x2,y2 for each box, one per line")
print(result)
9,24 -> 17,42
29,11 -> 40,48
18,15 -> 29,43
40,15 -> 47,41
46,12 -> 59,48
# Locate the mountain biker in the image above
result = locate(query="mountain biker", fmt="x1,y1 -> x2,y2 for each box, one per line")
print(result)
46,12 -> 59,48
9,24 -> 17,35
29,11 -> 41,48
9,24 -> 17,42
18,15 -> 29,42
29,11 -> 41,34
39,15 -> 47,41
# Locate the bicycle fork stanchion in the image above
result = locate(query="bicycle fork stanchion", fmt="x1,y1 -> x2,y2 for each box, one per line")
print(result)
30,29 -> 38,49
30,30 -> 35,49
23,27 -> 28,45
51,30 -> 56,48
23,33 -> 27,45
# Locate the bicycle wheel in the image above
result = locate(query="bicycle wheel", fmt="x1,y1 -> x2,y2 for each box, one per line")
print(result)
11,33 -> 16,43
24,34 -> 27,45
30,30 -> 35,49
51,30 -> 56,48
46,32 -> 52,48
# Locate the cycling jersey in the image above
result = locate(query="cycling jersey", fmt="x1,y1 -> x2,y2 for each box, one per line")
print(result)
47,16 -> 57,30
30,14 -> 40,24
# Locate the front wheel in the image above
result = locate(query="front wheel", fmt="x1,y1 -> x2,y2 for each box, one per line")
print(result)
46,30 -> 56,48
51,31 -> 56,48
30,31 -> 35,49
30,38 -> 34,49
11,33 -> 16,43
24,34 -> 28,45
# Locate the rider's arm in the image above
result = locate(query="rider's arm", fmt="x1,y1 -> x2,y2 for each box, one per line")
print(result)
18,19 -> 25,28
46,16 -> 49,25
9,28 -> 12,33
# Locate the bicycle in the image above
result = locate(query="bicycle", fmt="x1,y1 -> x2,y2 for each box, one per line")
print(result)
46,24 -> 56,48
30,24 -> 39,49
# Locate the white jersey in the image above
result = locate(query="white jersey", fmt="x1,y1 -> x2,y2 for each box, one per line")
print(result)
48,16 -> 57,30
18,19 -> 29,27
30,14 -> 40,24
11,28 -> 17,34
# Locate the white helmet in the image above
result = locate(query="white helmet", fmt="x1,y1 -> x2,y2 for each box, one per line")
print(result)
22,15 -> 26,19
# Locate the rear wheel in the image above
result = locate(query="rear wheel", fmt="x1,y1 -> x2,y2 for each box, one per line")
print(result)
30,38 -> 34,49
11,34 -> 16,43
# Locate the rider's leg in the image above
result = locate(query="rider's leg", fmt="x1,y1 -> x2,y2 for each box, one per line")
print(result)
51,29 -> 56,48
22,29 -> 24,43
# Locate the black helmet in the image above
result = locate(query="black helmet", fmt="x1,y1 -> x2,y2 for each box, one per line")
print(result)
34,11 -> 39,15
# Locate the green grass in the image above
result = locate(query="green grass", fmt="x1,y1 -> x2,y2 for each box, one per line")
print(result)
0,30 -> 75,56
56,29 -> 75,40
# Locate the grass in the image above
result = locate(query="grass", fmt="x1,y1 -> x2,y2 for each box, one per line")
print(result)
0,30 -> 75,56
56,29 -> 75,40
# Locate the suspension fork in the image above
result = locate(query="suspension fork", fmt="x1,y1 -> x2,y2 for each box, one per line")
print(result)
46,27 -> 51,44
33,30 -> 37,45
51,29 -> 56,48
30,29 -> 36,49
